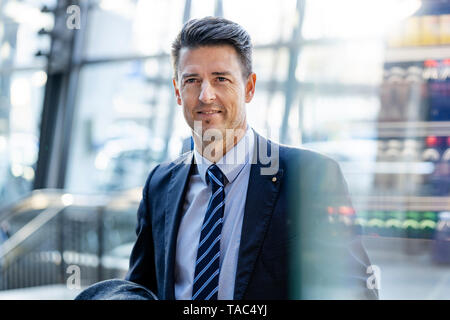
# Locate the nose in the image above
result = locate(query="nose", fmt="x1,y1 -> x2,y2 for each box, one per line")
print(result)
199,81 -> 216,104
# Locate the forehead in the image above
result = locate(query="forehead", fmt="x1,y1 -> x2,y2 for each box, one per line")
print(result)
178,45 -> 242,75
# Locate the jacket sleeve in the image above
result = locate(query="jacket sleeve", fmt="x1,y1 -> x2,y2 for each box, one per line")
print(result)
322,159 -> 379,300
124,165 -> 160,295
292,154 -> 379,300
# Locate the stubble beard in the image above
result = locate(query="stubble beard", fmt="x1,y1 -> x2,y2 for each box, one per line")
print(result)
191,117 -> 247,163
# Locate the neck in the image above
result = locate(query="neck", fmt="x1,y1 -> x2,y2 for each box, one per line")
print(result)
193,126 -> 247,163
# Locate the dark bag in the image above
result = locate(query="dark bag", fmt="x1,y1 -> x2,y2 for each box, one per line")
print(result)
74,279 -> 157,300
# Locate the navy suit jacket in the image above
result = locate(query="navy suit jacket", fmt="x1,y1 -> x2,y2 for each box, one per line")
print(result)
125,131 -> 378,300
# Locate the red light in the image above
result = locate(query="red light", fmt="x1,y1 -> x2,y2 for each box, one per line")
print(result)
425,60 -> 438,67
338,206 -> 355,216
426,136 -> 438,147
327,206 -> 335,215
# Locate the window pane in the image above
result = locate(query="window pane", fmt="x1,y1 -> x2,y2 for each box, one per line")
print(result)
65,59 -> 189,193
0,0 -> 55,68
295,0 -> 450,299
84,0 -> 185,58
0,69 -> 46,203
223,0 -> 297,44
0,0 -> 52,204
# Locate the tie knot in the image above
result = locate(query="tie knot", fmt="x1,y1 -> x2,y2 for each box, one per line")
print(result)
207,164 -> 224,188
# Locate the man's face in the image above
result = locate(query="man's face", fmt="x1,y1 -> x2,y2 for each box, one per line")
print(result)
173,45 -> 256,139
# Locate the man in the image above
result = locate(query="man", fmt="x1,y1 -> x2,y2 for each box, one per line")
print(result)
125,16 -> 378,300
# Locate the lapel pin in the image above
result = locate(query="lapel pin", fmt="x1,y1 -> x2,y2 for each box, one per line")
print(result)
272,177 -> 277,183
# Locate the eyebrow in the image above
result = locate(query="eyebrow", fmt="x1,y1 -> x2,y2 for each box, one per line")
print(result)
212,71 -> 232,76
181,71 -> 233,80
181,73 -> 200,80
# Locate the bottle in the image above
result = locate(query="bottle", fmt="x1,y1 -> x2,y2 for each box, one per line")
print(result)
385,139 -> 402,193
374,140 -> 388,192
404,16 -> 422,46
442,136 -> 450,161
385,210 -> 404,238
337,206 -> 356,237
422,136 -> 441,160
428,60 -> 450,121
400,139 -> 421,195
440,14 -> 450,45
402,139 -> 420,161
421,60 -> 432,121
425,136 -> 448,196
389,67 -> 408,121
366,211 -> 385,237
403,211 -> 424,255
421,15 -> 440,46
422,135 -> 441,196
388,20 -> 405,47
327,206 -> 337,224
379,69 -> 392,122
442,59 -> 450,120
410,138 -> 425,194
405,65 -> 427,122
438,136 -> 450,195
424,60 -> 441,121
420,211 -> 438,239
386,139 -> 402,161
354,210 -> 368,236
403,211 -> 421,239
432,211 -> 450,264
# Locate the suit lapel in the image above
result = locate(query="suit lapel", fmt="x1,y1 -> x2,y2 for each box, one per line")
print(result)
160,134 -> 283,300
233,133 -> 284,300
163,152 -> 193,300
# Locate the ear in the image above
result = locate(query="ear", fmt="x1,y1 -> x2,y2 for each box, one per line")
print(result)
173,78 -> 182,106
245,73 -> 256,103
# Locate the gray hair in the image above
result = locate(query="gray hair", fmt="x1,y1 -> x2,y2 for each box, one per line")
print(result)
171,16 -> 253,80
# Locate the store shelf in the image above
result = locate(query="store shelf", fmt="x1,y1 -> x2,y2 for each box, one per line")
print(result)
384,45 -> 450,63
340,161 -> 434,175
351,121 -> 450,138
352,195 -> 450,211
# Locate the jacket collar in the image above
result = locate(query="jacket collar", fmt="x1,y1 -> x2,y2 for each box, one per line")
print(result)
163,151 -> 193,300
233,132 -> 284,299
162,131 -> 283,300
193,126 -> 255,185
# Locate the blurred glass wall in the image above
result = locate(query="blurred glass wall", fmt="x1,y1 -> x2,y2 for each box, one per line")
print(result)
0,0 -> 449,299
64,0 -> 300,193
0,0 -> 55,204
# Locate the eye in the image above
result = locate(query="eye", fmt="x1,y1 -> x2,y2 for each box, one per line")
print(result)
185,78 -> 198,84
217,77 -> 228,82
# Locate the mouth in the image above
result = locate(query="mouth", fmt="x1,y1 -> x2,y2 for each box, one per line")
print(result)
197,110 -> 222,115
196,109 -> 223,121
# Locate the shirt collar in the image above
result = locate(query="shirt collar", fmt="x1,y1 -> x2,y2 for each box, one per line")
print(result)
194,127 -> 254,186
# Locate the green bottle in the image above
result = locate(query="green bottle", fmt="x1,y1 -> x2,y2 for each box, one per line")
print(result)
354,210 -> 369,235
367,210 -> 385,237
419,211 -> 437,239
403,211 -> 421,238
385,211 -> 404,238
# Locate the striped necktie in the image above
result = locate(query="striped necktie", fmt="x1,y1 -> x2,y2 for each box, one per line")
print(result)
192,164 -> 225,300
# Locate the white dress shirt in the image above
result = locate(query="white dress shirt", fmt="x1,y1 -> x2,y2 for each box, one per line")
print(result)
174,127 -> 254,300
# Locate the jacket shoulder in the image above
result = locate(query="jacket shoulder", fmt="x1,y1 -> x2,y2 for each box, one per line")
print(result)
143,151 -> 192,192
275,141 -> 340,169
155,151 -> 192,172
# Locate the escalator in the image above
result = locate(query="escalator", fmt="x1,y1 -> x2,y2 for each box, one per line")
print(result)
0,189 -> 140,297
